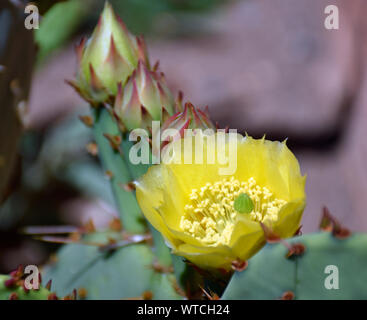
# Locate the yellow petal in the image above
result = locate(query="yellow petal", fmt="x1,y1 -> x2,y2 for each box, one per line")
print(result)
174,243 -> 234,270
135,165 -> 177,246
272,199 -> 306,238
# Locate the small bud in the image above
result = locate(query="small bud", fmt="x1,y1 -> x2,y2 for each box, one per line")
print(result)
114,61 -> 175,132
160,102 -> 215,144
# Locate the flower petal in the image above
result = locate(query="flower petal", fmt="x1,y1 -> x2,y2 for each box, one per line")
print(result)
135,165 -> 178,246
174,243 -> 235,270
272,199 -> 306,238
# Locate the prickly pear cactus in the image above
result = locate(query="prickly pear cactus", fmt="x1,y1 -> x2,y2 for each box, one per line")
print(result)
92,107 -> 173,266
222,232 -> 367,300
39,106 -> 184,299
43,231 -> 183,300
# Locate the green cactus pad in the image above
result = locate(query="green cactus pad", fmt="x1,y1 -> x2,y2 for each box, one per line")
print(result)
222,232 -> 367,300
93,108 -> 146,233
44,231 -> 182,300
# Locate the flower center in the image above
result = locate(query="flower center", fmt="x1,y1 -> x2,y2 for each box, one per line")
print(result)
180,177 -> 286,246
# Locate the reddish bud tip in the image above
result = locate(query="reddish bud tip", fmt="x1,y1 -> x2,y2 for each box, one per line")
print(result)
83,219 -> 96,233
72,289 -> 77,300
9,293 -> 18,300
86,142 -> 98,156
109,218 -> 123,232
75,37 -> 87,63
45,279 -> 52,291
286,243 -> 306,258
281,291 -> 295,300
142,291 -> 153,300
260,223 -> 281,243
231,259 -> 248,272
320,207 -> 351,239
4,278 -> 16,288
47,293 -> 58,300
122,182 -> 136,192
78,288 -> 88,299
294,225 -> 303,236
79,115 -> 94,127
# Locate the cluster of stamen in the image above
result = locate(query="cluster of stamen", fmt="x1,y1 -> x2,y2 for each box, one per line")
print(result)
180,177 -> 286,246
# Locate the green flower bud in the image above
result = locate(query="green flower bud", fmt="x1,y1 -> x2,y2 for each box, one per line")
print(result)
114,60 -> 175,132
70,2 -> 149,104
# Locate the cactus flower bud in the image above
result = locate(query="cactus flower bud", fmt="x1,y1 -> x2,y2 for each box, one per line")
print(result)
70,2 -> 149,103
114,60 -> 175,132
160,101 -> 216,143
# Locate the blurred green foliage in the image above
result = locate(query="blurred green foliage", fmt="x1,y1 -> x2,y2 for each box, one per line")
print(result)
110,0 -> 222,34
35,0 -> 87,63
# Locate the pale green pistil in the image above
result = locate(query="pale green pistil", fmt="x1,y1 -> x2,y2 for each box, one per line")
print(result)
234,193 -> 254,214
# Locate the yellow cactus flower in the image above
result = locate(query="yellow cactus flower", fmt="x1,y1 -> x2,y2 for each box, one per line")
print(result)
136,133 -> 306,270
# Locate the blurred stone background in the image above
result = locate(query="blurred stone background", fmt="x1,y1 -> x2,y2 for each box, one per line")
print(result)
1,0 -> 367,271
